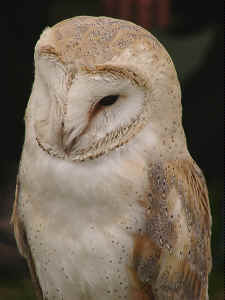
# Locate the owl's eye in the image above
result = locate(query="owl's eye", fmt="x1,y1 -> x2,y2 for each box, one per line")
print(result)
98,95 -> 119,106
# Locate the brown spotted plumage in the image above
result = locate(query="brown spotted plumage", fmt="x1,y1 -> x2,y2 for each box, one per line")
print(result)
131,160 -> 211,299
12,16 -> 211,300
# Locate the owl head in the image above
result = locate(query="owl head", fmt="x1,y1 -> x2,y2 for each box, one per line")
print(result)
26,16 -> 187,162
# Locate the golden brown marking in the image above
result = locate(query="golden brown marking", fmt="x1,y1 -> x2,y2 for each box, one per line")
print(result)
37,16 -> 162,71
131,288 -> 154,300
84,64 -> 148,89
133,233 -> 161,261
128,265 -> 155,300
129,234 -> 161,299
165,159 -> 211,228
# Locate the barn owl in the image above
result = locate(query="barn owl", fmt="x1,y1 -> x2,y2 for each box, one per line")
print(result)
11,16 -> 212,300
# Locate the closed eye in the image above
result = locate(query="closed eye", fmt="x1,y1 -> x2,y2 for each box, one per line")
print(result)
98,95 -> 119,106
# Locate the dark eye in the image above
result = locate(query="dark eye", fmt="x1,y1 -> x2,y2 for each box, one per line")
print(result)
98,95 -> 119,106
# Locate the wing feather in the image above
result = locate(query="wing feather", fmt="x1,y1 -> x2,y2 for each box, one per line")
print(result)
11,178 -> 43,300
131,159 -> 212,300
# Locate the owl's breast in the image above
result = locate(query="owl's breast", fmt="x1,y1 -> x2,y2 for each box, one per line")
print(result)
19,146 -> 149,299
